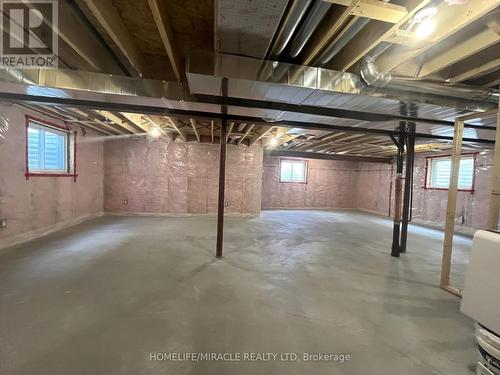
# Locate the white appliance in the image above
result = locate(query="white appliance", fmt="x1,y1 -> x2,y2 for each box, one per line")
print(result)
461,230 -> 500,375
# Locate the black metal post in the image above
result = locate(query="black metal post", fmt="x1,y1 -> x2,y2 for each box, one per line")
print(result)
391,122 -> 406,257
400,121 -> 416,253
216,78 -> 228,258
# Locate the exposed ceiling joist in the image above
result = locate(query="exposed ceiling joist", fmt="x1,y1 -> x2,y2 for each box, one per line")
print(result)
78,0 -> 145,76
314,133 -> 367,151
119,112 -> 160,136
302,1 -> 360,65
293,132 -> 346,151
68,107 -> 125,134
383,29 -> 432,46
249,126 -> 273,146
95,111 -> 143,134
237,124 -> 255,146
226,122 -> 235,142
377,0 -> 499,74
270,150 -> 392,163
22,0 -> 120,74
450,56 -> 500,83
189,118 -> 201,142
416,27 -> 500,78
142,115 -> 176,138
332,0 -> 431,71
323,0 -> 408,24
20,104 -> 110,136
168,117 -> 187,141
52,106 -> 116,135
147,0 -> 182,81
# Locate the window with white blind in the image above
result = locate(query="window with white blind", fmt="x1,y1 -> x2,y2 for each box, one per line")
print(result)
426,156 -> 474,190
26,119 -> 74,176
280,159 -> 307,183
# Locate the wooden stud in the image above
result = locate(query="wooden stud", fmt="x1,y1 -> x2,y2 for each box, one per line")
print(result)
441,118 -> 464,289
487,94 -> 500,230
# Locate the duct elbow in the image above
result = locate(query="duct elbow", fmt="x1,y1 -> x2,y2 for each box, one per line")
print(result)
360,57 -> 392,87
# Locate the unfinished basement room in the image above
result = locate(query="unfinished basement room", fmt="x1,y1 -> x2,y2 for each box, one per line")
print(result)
1,0 -> 500,374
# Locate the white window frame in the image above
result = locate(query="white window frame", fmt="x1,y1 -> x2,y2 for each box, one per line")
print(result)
425,154 -> 475,192
279,159 -> 308,183
26,117 -> 76,178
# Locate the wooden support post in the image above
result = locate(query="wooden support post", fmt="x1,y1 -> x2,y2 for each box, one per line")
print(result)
441,118 -> 464,289
487,95 -> 500,231
216,78 -> 228,258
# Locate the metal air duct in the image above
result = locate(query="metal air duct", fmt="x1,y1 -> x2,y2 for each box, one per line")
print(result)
288,1 -> 331,58
268,0 -> 313,60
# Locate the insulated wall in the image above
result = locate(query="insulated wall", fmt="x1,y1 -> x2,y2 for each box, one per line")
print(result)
0,104 -> 104,249
355,162 -> 393,216
104,138 -> 263,216
355,150 -> 494,231
411,151 -> 493,231
262,155 -> 358,209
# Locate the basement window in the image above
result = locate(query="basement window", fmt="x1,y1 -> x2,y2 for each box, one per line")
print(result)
425,155 -> 474,191
280,159 -> 307,183
25,116 -> 77,179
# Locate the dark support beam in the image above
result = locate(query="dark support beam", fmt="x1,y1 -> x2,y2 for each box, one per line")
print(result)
216,78 -> 228,258
391,122 -> 406,258
2,92 -> 496,131
400,121 -> 416,253
0,93 -> 495,144
269,150 -> 393,164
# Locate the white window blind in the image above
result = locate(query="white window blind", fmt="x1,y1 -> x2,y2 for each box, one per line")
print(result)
27,122 -> 68,173
280,160 -> 307,183
427,156 -> 474,190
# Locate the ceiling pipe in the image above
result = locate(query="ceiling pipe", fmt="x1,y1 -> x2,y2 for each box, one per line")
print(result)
259,0 -> 312,82
316,17 -> 370,65
360,57 -> 499,102
288,1 -> 331,58
311,0 -> 392,66
267,0 -> 313,60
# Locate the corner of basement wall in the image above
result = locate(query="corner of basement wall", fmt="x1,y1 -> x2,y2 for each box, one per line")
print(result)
0,103 -> 105,250
353,150 -> 495,233
102,136 -> 264,217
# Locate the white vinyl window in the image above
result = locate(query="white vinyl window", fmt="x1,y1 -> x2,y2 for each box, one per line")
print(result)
426,156 -> 474,190
27,120 -> 73,175
280,159 -> 307,183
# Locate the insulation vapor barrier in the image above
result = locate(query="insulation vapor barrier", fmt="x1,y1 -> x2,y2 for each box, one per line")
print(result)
104,138 -> 263,216
262,156 -> 358,209
353,150 -> 496,232
0,104 -> 104,248
411,150 -> 494,233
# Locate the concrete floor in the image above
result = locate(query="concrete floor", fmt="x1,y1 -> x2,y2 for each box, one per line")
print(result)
0,210 -> 476,374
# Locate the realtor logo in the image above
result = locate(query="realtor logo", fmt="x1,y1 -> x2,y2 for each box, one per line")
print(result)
1,0 -> 58,68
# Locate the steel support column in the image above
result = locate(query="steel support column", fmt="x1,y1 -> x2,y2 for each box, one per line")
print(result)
400,121 -> 416,253
391,122 -> 406,258
216,78 -> 228,258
